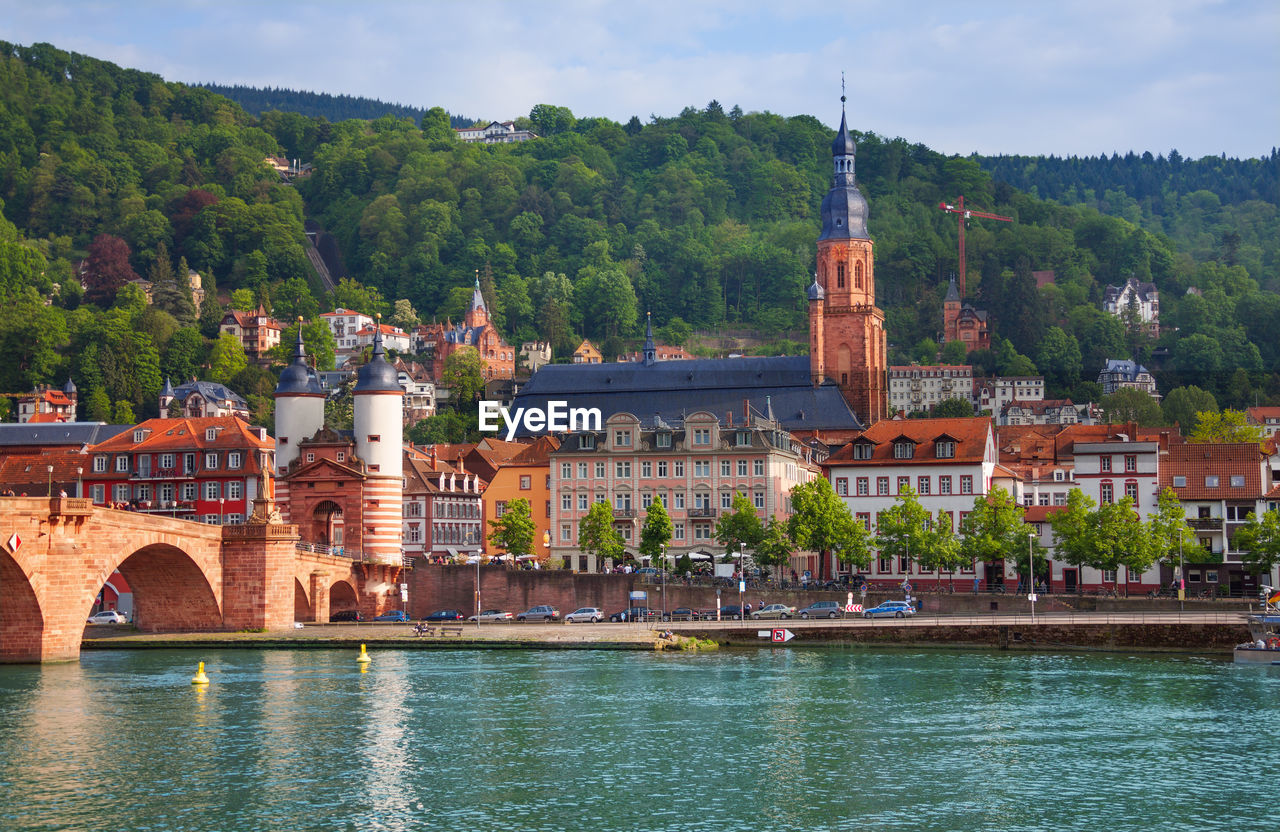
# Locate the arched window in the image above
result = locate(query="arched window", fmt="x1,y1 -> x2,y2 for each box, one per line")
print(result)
837,263 -> 845,289
854,261 -> 863,289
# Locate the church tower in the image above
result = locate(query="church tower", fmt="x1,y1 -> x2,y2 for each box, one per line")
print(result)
810,100 -> 887,424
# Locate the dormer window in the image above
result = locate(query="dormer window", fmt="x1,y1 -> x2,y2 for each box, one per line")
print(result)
735,431 -> 750,447
893,441 -> 915,460
655,433 -> 671,448
613,430 -> 632,448
133,430 -> 147,443
206,428 -> 218,441
852,442 -> 873,461
935,440 -> 955,459
693,428 -> 711,446
580,434 -> 596,450
93,455 -> 108,473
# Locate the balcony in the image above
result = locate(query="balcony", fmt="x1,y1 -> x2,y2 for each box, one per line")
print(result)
613,507 -> 636,518
688,507 -> 717,518
1188,517 -> 1223,530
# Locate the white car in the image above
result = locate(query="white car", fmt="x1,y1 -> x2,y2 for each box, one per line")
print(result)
564,607 -> 604,624
87,610 -> 127,624
468,609 -> 513,622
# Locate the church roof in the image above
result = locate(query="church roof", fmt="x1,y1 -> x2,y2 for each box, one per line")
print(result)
944,277 -> 960,303
511,356 -> 863,435
173,379 -> 249,408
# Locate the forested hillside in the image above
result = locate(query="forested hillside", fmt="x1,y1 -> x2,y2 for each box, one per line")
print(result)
0,41 -> 1277,430
200,83 -> 472,128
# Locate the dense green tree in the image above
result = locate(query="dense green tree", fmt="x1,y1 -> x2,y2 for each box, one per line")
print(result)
1234,510 -> 1280,578
441,346 -> 485,405
715,493 -> 764,556
578,500 -> 624,565
933,398 -> 974,418
754,516 -> 795,579
1161,386 -> 1218,435
789,477 -> 872,571
488,497 -> 535,557
1189,409 -> 1267,445
207,332 -> 248,383
1101,388 -> 1164,426
639,497 -> 674,564
959,486 -> 1037,579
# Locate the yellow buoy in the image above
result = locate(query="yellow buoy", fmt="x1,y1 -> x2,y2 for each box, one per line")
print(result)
357,643 -> 371,664
191,661 -> 209,685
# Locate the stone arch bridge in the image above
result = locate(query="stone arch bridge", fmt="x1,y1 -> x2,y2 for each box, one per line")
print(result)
0,498 -> 404,663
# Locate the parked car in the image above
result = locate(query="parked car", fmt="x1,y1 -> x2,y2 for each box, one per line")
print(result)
87,610 -> 127,624
468,609 -> 513,622
422,609 -> 465,622
798,601 -> 845,619
564,607 -> 604,624
752,603 -> 796,620
664,607 -> 700,621
329,609 -> 363,622
863,601 -> 916,619
517,605 -> 560,622
373,610 -> 409,622
719,604 -> 753,620
609,607 -> 655,622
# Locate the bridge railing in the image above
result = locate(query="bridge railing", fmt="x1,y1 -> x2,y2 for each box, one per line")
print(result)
295,541 -> 408,567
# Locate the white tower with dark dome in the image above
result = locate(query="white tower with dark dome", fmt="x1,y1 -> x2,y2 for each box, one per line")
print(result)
273,320 -> 327,472
352,317 -> 404,560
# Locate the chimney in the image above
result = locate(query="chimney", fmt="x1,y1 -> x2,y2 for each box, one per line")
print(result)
727,411 -> 733,427
429,447 -> 437,469
457,455 -> 465,473
744,398 -> 749,423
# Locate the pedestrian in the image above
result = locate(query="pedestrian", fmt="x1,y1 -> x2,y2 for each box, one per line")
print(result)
973,576 -> 980,594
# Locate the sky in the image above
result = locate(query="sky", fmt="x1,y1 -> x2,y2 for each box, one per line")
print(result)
3,0 -> 1277,159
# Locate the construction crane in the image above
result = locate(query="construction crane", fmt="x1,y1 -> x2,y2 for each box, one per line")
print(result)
938,195 -> 1012,299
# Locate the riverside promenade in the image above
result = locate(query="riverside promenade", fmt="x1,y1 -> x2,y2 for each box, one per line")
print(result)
82,609 -> 1252,654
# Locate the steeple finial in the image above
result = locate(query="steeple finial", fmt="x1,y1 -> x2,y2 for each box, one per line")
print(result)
841,71 -> 846,107
293,316 -> 306,360
372,312 -> 385,357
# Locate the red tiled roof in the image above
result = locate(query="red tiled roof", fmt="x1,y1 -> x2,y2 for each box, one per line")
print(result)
1022,505 -> 1068,523
825,417 -> 992,466
26,412 -> 64,423
87,417 -> 273,464
0,448 -> 90,489
1159,443 -> 1264,499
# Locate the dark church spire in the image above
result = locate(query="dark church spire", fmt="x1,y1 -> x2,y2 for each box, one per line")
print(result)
818,86 -> 870,242
643,312 -> 656,366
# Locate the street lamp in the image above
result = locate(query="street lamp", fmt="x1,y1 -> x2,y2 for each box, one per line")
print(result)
76,467 -> 83,499
475,554 -> 481,627
1178,527 -> 1185,613
660,543 -> 666,619
46,465 -> 54,497
1028,531 -> 1036,622
219,496 -> 225,525
739,543 -> 746,623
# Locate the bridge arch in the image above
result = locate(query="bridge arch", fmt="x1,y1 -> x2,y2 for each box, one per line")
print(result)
329,579 -> 358,617
108,543 -> 222,632
294,577 -> 312,621
0,548 -> 44,662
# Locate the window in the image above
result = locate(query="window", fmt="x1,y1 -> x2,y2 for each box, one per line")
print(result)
184,454 -> 196,473
306,453 -> 315,463
694,524 -> 712,540
367,435 -> 380,443
1227,505 -> 1254,522
561,493 -> 572,511
693,428 -> 710,445
93,456 -> 107,473
674,461 -> 685,477
614,430 -> 632,447
495,501 -> 507,517
672,522 -> 685,540
205,452 -> 218,470
561,463 -> 573,479
227,481 -> 242,500
115,455 -> 129,473
837,262 -> 846,288
1124,455 -> 1137,472
228,452 -> 242,469
520,475 -> 531,490
836,478 -> 849,496
205,481 -> 220,500
1038,494 -> 1050,506
737,459 -> 748,477
203,514 -> 220,525
641,493 -> 653,509
641,461 -> 652,478
856,477 -> 869,496
182,482 -> 197,501
1205,476 -> 1219,488
1102,569 -> 1117,583
159,453 -> 174,470
754,492 -> 765,509
407,526 -> 422,543
856,512 -> 871,530
657,461 -> 669,478
1100,483 -> 1114,504
939,476 -> 952,495
935,440 -> 955,459
674,492 -> 686,510
1125,482 -> 1138,504
877,477 -> 890,496
578,494 -> 588,510
754,459 -> 764,476
918,476 -> 931,495
113,484 -> 129,503
1206,569 -> 1219,583
894,442 -> 915,460
694,460 -> 710,477
595,462 -> 606,478
721,492 -> 733,509
721,460 -> 731,477
736,431 -> 750,446
852,443 -> 873,460
561,523 -> 572,541
897,476 -> 910,494
960,476 -> 973,495
91,484 -> 105,503
205,428 -> 217,441
1230,475 -> 1245,488
878,557 -> 892,574
615,461 -> 631,478
1101,456 -> 1112,473
655,433 -> 672,448
1173,476 -> 1187,487
615,493 -> 632,511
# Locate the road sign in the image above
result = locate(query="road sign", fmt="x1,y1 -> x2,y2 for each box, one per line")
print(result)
844,603 -> 863,613
6,532 -> 19,552
1028,594 -> 1038,602
772,628 -> 795,642
629,590 -> 647,600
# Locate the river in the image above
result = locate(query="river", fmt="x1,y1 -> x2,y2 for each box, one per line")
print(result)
0,647 -> 1275,831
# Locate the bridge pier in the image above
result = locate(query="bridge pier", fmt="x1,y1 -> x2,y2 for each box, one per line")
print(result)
221,523 -> 301,631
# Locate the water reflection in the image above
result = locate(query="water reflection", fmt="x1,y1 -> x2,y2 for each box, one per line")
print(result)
1,649 -> 1278,831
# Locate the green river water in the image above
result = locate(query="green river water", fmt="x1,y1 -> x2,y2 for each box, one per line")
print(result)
0,647 -> 1275,831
